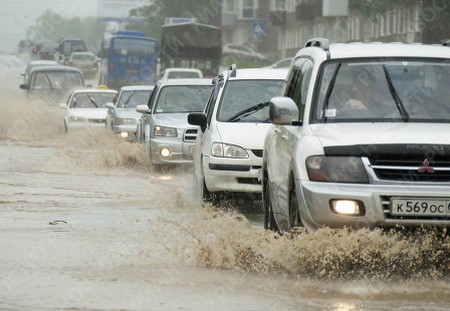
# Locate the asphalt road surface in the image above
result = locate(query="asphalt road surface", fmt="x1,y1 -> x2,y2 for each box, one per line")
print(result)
0,54 -> 448,311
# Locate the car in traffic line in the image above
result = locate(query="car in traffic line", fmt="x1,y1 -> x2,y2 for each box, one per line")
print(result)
68,52 -> 99,79
222,43 -> 267,61
136,78 -> 213,167
262,37 -> 450,233
59,88 -> 118,132
187,66 -> 288,205
160,68 -> 204,79
105,85 -> 154,140
20,65 -> 85,106
21,60 -> 59,87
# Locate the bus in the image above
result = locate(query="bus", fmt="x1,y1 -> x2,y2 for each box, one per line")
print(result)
99,30 -> 158,90
160,22 -> 221,78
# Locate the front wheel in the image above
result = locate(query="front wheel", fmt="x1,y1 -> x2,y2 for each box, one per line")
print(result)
289,186 -> 303,230
263,171 -> 278,231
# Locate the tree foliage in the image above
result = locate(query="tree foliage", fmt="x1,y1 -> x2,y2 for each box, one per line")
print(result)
26,10 -> 106,53
128,0 -> 221,39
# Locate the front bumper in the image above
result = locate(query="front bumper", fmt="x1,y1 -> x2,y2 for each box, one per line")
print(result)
66,121 -> 106,132
150,137 -> 195,165
297,180 -> 450,231
204,153 -> 263,193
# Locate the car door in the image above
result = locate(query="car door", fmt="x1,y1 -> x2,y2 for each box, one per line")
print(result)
271,57 -> 313,217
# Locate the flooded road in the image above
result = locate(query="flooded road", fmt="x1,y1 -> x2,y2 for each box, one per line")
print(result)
0,54 -> 448,311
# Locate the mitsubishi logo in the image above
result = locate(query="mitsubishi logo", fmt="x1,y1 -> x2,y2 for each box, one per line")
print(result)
418,159 -> 435,173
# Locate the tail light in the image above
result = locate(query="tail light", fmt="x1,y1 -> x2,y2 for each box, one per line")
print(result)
108,63 -> 114,72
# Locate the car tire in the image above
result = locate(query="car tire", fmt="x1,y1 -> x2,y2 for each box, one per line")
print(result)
289,184 -> 303,230
263,170 -> 278,231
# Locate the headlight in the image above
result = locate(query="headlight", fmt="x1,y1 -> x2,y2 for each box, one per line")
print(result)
154,125 -> 177,137
115,118 -> 137,125
306,156 -> 368,183
211,142 -> 248,158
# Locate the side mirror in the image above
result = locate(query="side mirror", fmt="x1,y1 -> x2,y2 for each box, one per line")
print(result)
105,102 -> 115,109
59,103 -> 67,109
188,113 -> 207,132
136,104 -> 150,114
269,96 -> 300,125
19,84 -> 28,90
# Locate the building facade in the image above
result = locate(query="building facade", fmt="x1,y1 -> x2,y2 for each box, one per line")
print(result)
222,0 -> 423,60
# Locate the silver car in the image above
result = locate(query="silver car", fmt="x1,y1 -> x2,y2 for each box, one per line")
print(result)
105,85 -> 154,140
136,78 -> 212,166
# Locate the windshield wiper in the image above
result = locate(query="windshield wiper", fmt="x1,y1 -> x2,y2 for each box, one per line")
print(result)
123,92 -> 136,108
227,101 -> 270,122
87,94 -> 98,108
321,62 -> 342,123
383,65 -> 410,122
44,72 -> 53,89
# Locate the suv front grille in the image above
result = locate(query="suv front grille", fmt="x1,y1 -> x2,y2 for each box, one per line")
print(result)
369,155 -> 450,182
184,128 -> 198,142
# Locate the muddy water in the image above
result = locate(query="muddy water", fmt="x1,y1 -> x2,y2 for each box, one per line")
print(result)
0,55 -> 448,310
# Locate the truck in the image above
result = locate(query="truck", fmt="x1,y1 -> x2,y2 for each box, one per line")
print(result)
160,22 -> 221,78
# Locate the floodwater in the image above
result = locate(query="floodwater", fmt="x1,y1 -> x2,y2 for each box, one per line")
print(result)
0,54 -> 448,311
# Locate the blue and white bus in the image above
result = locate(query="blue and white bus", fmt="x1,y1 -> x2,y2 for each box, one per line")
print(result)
99,30 -> 158,90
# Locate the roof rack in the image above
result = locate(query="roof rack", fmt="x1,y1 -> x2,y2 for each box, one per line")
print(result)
304,38 -> 330,51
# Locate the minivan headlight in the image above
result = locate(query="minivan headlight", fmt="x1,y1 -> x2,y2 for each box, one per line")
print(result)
154,125 -> 177,137
211,142 -> 248,158
306,156 -> 369,183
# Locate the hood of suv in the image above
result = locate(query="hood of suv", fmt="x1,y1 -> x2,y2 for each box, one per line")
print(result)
216,122 -> 272,149
151,113 -> 190,129
115,108 -> 141,120
310,123 -> 450,148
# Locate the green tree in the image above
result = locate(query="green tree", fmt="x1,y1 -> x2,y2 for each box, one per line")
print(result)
128,0 -> 221,39
26,10 -> 106,53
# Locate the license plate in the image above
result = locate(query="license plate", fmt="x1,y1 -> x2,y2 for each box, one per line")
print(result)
128,69 -> 138,75
390,198 -> 450,217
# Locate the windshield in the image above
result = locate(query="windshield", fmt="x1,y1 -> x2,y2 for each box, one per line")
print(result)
153,85 -> 211,113
31,71 -> 84,89
117,90 -> 152,108
314,59 -> 450,123
112,37 -> 156,56
217,79 -> 285,122
69,92 -> 116,108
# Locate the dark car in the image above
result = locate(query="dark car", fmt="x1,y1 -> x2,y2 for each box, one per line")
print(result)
38,42 -> 58,60
18,40 -> 33,54
19,65 -> 85,105
31,40 -> 53,59
56,38 -> 88,64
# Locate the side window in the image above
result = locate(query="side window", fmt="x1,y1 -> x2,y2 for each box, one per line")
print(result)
147,85 -> 159,109
284,57 -> 313,118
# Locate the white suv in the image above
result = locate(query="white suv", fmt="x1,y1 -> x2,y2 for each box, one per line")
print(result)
188,66 -> 288,204
263,38 -> 450,233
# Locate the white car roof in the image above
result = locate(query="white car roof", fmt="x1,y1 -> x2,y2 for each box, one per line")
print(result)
71,88 -> 117,94
158,78 -> 213,86
224,68 -> 289,80
119,85 -> 155,91
299,42 -> 450,60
